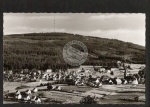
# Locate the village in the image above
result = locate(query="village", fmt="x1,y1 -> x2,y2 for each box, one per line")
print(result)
3,61 -> 146,104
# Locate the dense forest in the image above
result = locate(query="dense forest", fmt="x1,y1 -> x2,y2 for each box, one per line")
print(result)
3,32 -> 145,70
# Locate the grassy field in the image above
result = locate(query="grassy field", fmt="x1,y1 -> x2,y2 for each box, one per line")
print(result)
3,82 -> 145,104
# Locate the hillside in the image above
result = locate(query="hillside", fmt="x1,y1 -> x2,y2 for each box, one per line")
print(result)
3,32 -> 145,70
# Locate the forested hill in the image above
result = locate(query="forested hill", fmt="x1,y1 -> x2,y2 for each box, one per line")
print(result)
3,32 -> 145,70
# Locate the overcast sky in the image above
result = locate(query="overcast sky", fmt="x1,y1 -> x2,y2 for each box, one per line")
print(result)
4,13 -> 145,46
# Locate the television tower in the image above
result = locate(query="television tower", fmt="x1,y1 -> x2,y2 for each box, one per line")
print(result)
54,14 -> 55,33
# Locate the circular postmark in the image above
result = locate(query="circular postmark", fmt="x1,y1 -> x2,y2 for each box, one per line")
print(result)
63,40 -> 88,66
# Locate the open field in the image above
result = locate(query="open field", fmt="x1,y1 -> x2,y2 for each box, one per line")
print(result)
3,82 -> 145,104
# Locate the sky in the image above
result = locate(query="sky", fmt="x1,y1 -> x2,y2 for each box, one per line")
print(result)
4,13 -> 145,46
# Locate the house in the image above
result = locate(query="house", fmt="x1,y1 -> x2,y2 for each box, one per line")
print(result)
24,95 -> 31,101
32,88 -> 38,93
33,72 -> 37,76
57,86 -> 62,91
33,76 -> 37,80
15,90 -> 21,95
42,71 -> 54,79
111,68 -> 118,71
15,94 -> 22,100
21,70 -> 24,74
46,69 -> 52,73
37,70 -> 42,75
52,85 -> 57,90
115,78 -> 122,85
3,71 -> 6,74
99,68 -> 106,72
23,69 -> 29,74
117,61 -> 121,65
31,96 -> 37,102
42,73 -> 47,79
25,89 -> 32,95
8,70 -> 13,75
106,70 -> 111,73
34,97 -> 41,104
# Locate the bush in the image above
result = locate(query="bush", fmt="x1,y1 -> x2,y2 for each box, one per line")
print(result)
47,85 -> 52,90
80,95 -> 97,104
37,92 -> 45,97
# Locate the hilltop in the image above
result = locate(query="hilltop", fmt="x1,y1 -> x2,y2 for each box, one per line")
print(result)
3,32 -> 145,70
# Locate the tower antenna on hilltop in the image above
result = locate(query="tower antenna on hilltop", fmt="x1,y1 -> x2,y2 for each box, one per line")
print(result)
54,14 -> 55,33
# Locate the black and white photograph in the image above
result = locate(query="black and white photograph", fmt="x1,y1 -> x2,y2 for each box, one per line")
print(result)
3,13 -> 146,104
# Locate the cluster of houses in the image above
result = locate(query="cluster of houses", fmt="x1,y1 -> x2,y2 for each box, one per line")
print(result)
3,61 -> 146,87
42,66 -> 145,89
4,88 -> 41,104
3,61 -> 146,104
3,69 -> 43,82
